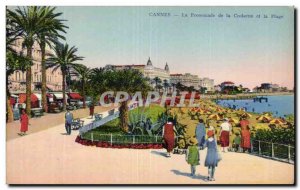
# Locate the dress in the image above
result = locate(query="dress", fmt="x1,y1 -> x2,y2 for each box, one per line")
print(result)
195,123 -> 206,147
241,130 -> 251,149
163,122 -> 175,152
204,139 -> 219,167
20,113 -> 29,132
220,122 -> 231,147
240,119 -> 250,130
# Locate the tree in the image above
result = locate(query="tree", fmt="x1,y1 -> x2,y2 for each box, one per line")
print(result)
6,9 -> 31,122
111,69 -> 151,132
72,64 -> 91,108
36,6 -> 68,113
46,43 -> 84,111
7,6 -> 55,115
152,76 -> 162,91
162,79 -> 169,93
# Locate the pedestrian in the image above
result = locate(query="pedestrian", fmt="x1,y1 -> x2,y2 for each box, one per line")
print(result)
203,130 -> 220,181
162,117 -> 176,157
19,109 -> 29,136
89,103 -> 95,119
65,109 -> 73,135
195,118 -> 206,149
239,116 -> 250,130
185,137 -> 200,177
241,126 -> 251,153
232,132 -> 241,152
219,118 -> 231,152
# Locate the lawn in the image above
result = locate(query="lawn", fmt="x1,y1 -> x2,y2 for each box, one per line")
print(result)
81,104 -> 166,140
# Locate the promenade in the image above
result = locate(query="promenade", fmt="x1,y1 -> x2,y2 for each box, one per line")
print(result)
6,108 -> 294,184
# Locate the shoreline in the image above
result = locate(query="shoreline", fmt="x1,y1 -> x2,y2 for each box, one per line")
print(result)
201,92 -> 294,100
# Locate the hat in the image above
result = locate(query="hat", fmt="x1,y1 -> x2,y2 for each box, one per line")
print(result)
207,130 -> 214,137
189,137 -> 198,145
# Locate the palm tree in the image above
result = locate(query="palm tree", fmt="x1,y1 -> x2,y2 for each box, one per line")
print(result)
7,6 -> 57,115
36,7 -> 68,113
111,69 -> 151,132
163,79 -> 169,93
6,10 -> 31,122
46,43 -> 84,111
72,64 -> 91,108
152,76 -> 162,91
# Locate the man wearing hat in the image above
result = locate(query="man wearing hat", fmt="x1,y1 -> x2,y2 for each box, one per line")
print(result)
185,137 -> 200,176
219,118 -> 232,152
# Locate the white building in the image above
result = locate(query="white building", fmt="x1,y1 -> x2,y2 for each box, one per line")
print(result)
106,57 -> 170,83
170,73 -> 200,90
199,77 -> 214,92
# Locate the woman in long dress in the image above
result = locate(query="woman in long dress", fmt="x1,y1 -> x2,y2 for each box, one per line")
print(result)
162,118 -> 175,157
219,118 -> 231,152
203,130 -> 220,181
20,109 -> 29,135
241,126 -> 251,153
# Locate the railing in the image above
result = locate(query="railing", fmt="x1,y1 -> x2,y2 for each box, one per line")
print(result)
81,133 -> 163,144
251,140 -> 294,164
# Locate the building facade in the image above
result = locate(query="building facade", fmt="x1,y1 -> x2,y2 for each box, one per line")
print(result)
8,38 -> 63,93
106,57 -> 170,82
199,77 -> 214,92
170,73 -> 200,89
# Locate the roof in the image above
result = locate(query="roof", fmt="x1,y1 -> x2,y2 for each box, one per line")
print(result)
222,81 -> 234,84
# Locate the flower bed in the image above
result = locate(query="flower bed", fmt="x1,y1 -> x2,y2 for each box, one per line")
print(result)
75,135 -> 163,149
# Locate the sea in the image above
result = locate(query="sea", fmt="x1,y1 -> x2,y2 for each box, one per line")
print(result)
216,95 -> 294,117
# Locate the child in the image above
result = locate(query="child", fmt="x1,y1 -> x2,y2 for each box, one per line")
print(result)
203,130 -> 220,181
185,137 -> 200,176
232,132 -> 241,152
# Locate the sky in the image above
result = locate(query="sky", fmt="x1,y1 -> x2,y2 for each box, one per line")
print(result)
52,6 -> 294,89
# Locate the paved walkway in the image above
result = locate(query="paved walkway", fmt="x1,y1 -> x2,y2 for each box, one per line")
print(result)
6,105 -> 117,141
6,109 -> 294,184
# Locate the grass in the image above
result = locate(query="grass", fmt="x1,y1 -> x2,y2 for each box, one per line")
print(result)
82,104 -> 166,140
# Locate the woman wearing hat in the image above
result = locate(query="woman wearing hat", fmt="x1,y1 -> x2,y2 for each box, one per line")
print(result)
203,130 -> 220,181
185,137 -> 200,176
219,118 -> 232,152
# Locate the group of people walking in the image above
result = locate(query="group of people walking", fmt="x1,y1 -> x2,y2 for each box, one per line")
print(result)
162,116 -> 252,182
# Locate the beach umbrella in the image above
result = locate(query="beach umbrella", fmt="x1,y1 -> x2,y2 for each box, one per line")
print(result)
241,112 -> 252,118
208,114 -> 222,120
269,118 -> 286,125
256,115 -> 271,122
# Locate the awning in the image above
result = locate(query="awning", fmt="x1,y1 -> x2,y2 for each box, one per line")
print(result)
53,93 -> 63,99
68,93 -> 82,100
18,93 -> 38,103
34,93 -> 42,100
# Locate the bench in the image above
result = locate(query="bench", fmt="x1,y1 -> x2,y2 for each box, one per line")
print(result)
31,109 -> 44,118
108,109 -> 115,116
94,113 -> 103,121
71,118 -> 84,130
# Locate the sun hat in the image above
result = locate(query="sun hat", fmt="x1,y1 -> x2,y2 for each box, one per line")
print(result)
207,130 -> 214,137
189,137 -> 198,145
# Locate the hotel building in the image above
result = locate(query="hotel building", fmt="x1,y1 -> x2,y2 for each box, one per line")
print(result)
170,73 -> 200,89
8,38 -> 63,93
199,77 -> 215,92
105,57 -> 170,82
